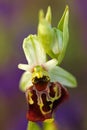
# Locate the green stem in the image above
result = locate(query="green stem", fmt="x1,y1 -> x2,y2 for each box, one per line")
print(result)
27,121 -> 41,130
43,118 -> 58,130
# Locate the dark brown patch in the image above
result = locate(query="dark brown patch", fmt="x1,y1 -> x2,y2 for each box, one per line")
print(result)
52,84 -> 69,112
49,83 -> 55,98
32,76 -> 49,91
26,86 -> 52,121
41,93 -> 52,112
26,87 -> 45,121
34,82 -> 48,91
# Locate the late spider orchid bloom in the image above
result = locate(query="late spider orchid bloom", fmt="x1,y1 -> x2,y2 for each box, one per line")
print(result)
18,6 -> 77,125
18,36 -> 76,122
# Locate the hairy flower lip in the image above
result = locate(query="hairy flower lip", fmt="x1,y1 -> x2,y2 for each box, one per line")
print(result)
26,81 -> 69,122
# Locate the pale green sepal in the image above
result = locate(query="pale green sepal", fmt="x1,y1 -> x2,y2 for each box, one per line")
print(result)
57,6 -> 69,64
27,121 -> 41,130
19,72 -> 32,92
48,66 -> 77,87
43,118 -> 57,130
44,59 -> 58,70
23,35 -> 46,65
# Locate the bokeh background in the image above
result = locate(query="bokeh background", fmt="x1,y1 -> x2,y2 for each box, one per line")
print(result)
0,0 -> 87,130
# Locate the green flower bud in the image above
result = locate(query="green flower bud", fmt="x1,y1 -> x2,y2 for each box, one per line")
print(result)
38,6 -> 69,64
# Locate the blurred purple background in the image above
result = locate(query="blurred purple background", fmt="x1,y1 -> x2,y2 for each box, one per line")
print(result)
0,0 -> 87,130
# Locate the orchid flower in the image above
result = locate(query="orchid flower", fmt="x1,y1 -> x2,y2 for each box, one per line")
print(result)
18,6 -> 77,130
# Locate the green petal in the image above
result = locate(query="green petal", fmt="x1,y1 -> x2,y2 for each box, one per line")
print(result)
19,71 -> 32,92
57,5 -> 69,64
27,121 -> 41,130
23,35 -> 46,65
48,66 -> 77,87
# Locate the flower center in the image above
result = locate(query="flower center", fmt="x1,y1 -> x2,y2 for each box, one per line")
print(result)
32,65 -> 50,91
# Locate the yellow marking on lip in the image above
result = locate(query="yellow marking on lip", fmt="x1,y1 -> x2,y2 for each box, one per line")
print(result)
47,84 -> 61,104
28,91 -> 34,104
40,104 -> 51,115
37,93 -> 51,115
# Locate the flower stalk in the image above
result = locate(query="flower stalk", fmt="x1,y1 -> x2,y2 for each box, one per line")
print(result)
43,118 -> 58,130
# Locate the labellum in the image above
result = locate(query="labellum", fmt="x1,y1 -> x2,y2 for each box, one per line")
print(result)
26,71 -> 69,122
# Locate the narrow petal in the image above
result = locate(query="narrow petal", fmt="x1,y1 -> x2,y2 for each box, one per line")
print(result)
48,66 -> 77,87
43,59 -> 58,70
19,72 -> 32,92
18,64 -> 32,71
